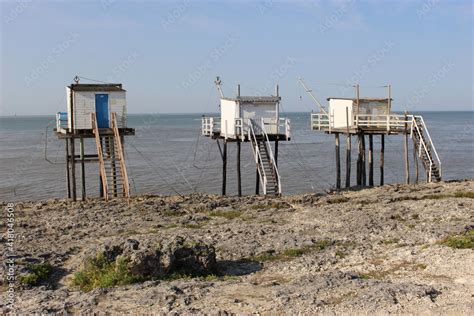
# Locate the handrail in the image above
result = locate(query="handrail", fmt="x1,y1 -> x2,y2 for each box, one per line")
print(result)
311,113 -> 415,130
91,113 -> 109,200
111,112 -> 130,201
201,116 -> 216,136
414,115 -> 442,177
248,118 -> 281,195
247,119 -> 267,194
235,118 -> 245,141
310,111 -> 441,181
411,117 -> 432,161
260,118 -> 281,194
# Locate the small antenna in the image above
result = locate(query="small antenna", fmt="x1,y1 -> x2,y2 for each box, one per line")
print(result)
73,75 -> 80,84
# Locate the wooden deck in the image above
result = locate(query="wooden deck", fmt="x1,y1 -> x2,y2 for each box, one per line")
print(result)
209,131 -> 290,142
311,113 -> 413,135
322,126 -> 407,135
55,127 -> 135,139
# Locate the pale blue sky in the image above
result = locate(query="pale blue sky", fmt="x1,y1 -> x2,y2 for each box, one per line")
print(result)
1,0 -> 472,115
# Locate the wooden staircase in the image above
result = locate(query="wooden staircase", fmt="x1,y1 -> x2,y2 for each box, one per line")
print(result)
249,119 -> 281,196
411,116 -> 441,182
91,112 -> 130,201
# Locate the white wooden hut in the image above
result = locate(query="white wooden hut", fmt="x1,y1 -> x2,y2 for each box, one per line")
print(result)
57,83 -> 128,134
55,80 -> 134,202
202,79 -> 290,141
201,77 -> 291,197
304,82 -> 441,189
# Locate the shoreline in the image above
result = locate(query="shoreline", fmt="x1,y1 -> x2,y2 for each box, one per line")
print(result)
2,178 -> 472,205
1,180 -> 473,313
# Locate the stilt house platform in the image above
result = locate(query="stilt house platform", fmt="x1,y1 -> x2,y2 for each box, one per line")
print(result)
55,78 -> 135,201
307,83 -> 441,188
201,77 -> 291,196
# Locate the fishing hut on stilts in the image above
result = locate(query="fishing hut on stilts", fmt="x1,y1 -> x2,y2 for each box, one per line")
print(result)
201,77 -> 291,196
300,79 -> 442,189
55,76 -> 135,201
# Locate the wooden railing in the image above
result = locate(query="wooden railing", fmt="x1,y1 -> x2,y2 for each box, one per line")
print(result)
111,112 -> 130,201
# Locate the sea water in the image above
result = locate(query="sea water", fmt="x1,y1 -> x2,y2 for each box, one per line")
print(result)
0,112 -> 472,201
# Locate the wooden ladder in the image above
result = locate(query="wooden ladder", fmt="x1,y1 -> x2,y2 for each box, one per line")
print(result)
91,113 -> 130,201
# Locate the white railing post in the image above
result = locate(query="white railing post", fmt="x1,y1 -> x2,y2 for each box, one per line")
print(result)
225,120 -> 228,139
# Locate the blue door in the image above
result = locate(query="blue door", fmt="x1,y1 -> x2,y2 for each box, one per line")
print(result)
95,94 -> 109,128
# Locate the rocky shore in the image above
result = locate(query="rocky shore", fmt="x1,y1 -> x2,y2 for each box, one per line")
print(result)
1,180 -> 473,314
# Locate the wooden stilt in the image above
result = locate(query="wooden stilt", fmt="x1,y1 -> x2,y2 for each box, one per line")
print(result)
345,134 -> 351,188
66,139 -> 71,199
335,133 -> 341,189
274,139 -> 279,166
255,140 -> 260,196
237,141 -> 242,197
99,137 -> 104,198
222,139 -> 227,196
404,112 -> 410,184
413,140 -> 419,184
361,134 -> 366,186
368,134 -> 373,186
70,138 -> 77,201
255,166 -> 260,195
345,108 -> 351,188
380,135 -> 385,186
120,135 -> 125,195
80,137 -> 86,201
357,134 -> 362,186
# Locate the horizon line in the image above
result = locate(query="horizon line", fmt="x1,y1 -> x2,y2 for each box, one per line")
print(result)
1,109 -> 474,118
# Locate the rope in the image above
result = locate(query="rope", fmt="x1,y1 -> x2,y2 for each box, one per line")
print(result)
75,76 -> 114,84
299,81 -> 389,88
127,141 -> 183,196
279,103 -> 333,190
123,144 -> 138,194
44,120 -> 64,165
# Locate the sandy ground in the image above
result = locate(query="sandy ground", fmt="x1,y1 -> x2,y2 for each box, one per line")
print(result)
1,180 -> 473,314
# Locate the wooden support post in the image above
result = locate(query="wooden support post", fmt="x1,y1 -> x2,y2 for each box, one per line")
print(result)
255,140 -> 260,196
99,137 -> 104,198
335,133 -> 341,189
345,107 -> 351,188
357,134 -> 362,186
404,112 -> 410,184
413,139 -> 419,184
80,137 -> 86,201
274,139 -> 279,166
121,135 -> 126,196
255,166 -> 260,195
380,135 -> 385,186
361,134 -> 366,186
66,139 -> 71,199
70,137 -> 77,201
368,134 -> 374,186
222,140 -> 227,196
345,134 -> 351,188
99,176 -> 104,198
237,141 -> 242,197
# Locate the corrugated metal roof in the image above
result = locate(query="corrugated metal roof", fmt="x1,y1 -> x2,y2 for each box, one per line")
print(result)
70,84 -> 125,92
327,97 -> 392,102
222,96 -> 281,103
